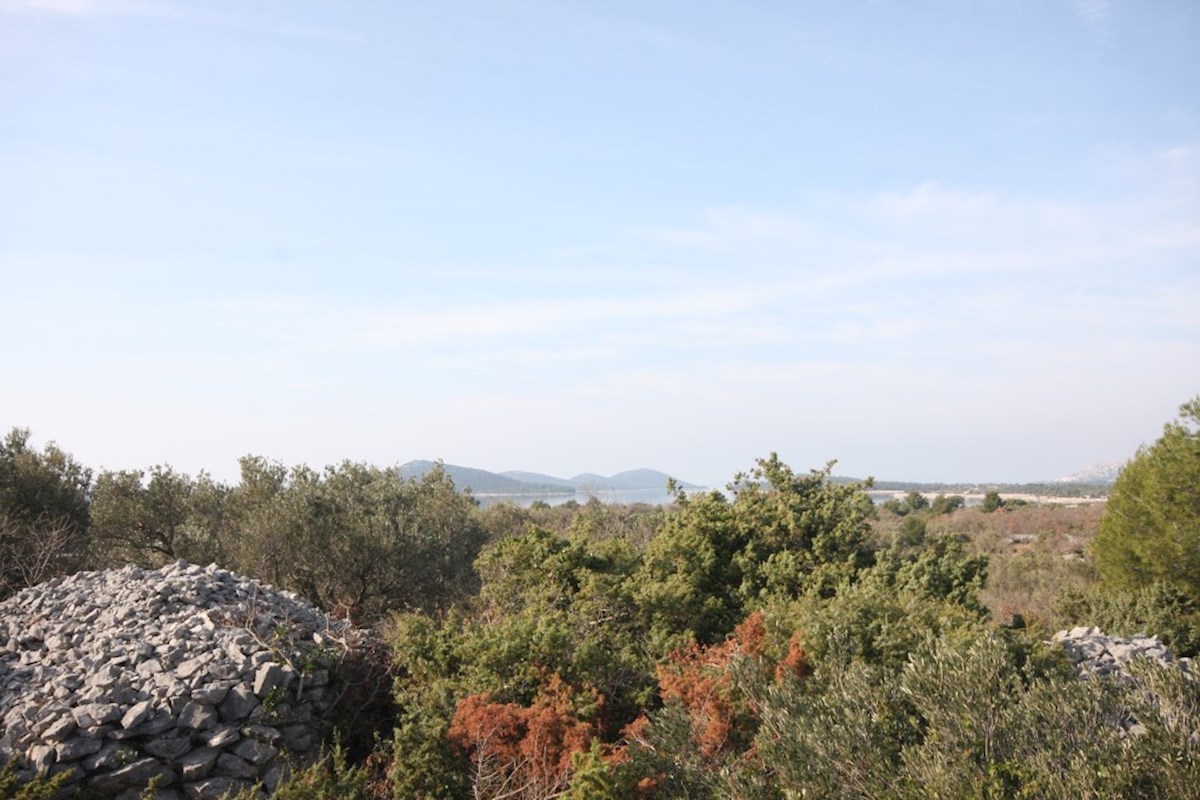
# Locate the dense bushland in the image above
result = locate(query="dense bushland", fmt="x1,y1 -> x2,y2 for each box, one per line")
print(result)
3,397 -> 1199,798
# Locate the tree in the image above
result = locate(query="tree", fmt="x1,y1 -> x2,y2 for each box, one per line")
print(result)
980,491 -> 1004,513
90,466 -> 228,568
227,459 -> 487,623
897,515 -> 927,548
0,428 -> 91,531
634,455 -> 874,646
1094,396 -> 1200,602
930,494 -> 965,515
0,428 -> 92,597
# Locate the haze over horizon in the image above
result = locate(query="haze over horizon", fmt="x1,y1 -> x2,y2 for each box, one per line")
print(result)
2,1 -> 1197,489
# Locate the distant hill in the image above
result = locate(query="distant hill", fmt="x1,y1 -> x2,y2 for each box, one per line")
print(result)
400,461 -> 572,495
403,462 -> 702,495
497,470 -> 575,488
1057,463 -> 1124,485
569,468 -> 701,491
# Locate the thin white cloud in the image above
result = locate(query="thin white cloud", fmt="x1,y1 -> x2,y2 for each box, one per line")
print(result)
493,0 -> 708,58
872,181 -> 999,221
0,0 -> 365,43
643,207 -> 811,249
3,0 -> 114,14
1071,0 -> 1111,29
198,283 -> 784,357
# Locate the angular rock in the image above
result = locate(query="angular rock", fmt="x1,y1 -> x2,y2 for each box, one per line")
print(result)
177,746 -> 220,782
82,741 -> 126,772
232,737 -> 278,766
201,724 -> 241,748
43,715 -> 77,741
27,743 -> 56,771
120,699 -> 155,730
142,733 -> 193,760
177,701 -> 218,731
132,712 -> 177,737
252,663 -> 285,699
241,724 -> 281,744
55,736 -> 104,761
190,683 -> 231,705
183,776 -> 252,800
218,685 -> 258,723
214,752 -> 256,779
282,723 -> 317,753
175,657 -> 208,680
262,758 -> 291,793
88,757 -> 175,796
116,789 -> 183,800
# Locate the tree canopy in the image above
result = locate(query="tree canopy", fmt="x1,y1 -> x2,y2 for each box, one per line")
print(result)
1093,396 -> 1200,602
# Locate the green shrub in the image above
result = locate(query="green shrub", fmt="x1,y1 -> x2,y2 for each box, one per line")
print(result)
221,743 -> 381,800
0,758 -> 71,800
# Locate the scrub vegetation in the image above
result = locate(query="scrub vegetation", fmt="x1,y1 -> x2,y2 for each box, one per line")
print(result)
2,397 -> 1198,799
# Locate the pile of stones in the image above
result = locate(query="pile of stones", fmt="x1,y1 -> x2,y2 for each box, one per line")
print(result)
1051,625 -> 1193,679
0,561 -> 353,799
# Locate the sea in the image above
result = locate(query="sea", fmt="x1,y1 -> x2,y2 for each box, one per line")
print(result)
472,487 -> 707,508
477,488 -> 919,508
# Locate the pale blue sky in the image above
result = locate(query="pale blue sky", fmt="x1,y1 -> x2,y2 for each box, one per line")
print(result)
2,0 -> 1197,486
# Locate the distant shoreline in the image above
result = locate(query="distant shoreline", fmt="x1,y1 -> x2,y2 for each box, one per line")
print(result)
867,490 -> 1106,507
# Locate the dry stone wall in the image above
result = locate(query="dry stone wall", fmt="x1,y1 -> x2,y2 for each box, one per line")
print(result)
1051,626 -> 1197,739
1051,626 -> 1193,679
0,561 -> 352,799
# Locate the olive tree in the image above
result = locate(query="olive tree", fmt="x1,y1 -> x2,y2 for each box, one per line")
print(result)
0,428 -> 92,597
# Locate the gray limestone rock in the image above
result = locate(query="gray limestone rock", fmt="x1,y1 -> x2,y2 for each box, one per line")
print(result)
175,657 -> 208,680
183,776 -> 252,800
121,700 -> 155,731
190,683 -> 231,705
116,789 -> 183,800
142,734 -> 192,760
82,741 -> 126,772
241,724 -> 281,744
42,715 -> 77,741
177,701 -> 218,732
215,752 -> 256,779
281,724 -> 317,753
88,757 -> 175,796
177,746 -> 221,782
218,686 -> 259,723
132,712 -> 178,737
27,743 -> 56,771
232,737 -> 278,766
201,724 -> 241,748
252,664 -> 286,699
55,736 -> 104,761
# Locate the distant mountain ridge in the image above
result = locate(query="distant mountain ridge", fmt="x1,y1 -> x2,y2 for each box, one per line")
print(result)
400,461 -> 702,495
1056,463 -> 1124,485
399,461 -> 570,495
567,468 -> 699,491
497,470 -> 575,488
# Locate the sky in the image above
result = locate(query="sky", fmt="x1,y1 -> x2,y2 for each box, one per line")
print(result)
1,0 -> 1198,487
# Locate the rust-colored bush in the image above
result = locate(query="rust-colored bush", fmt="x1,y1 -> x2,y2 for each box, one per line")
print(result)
447,674 -> 595,800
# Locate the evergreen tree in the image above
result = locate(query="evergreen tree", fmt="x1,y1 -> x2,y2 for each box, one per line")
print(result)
1094,396 -> 1200,602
